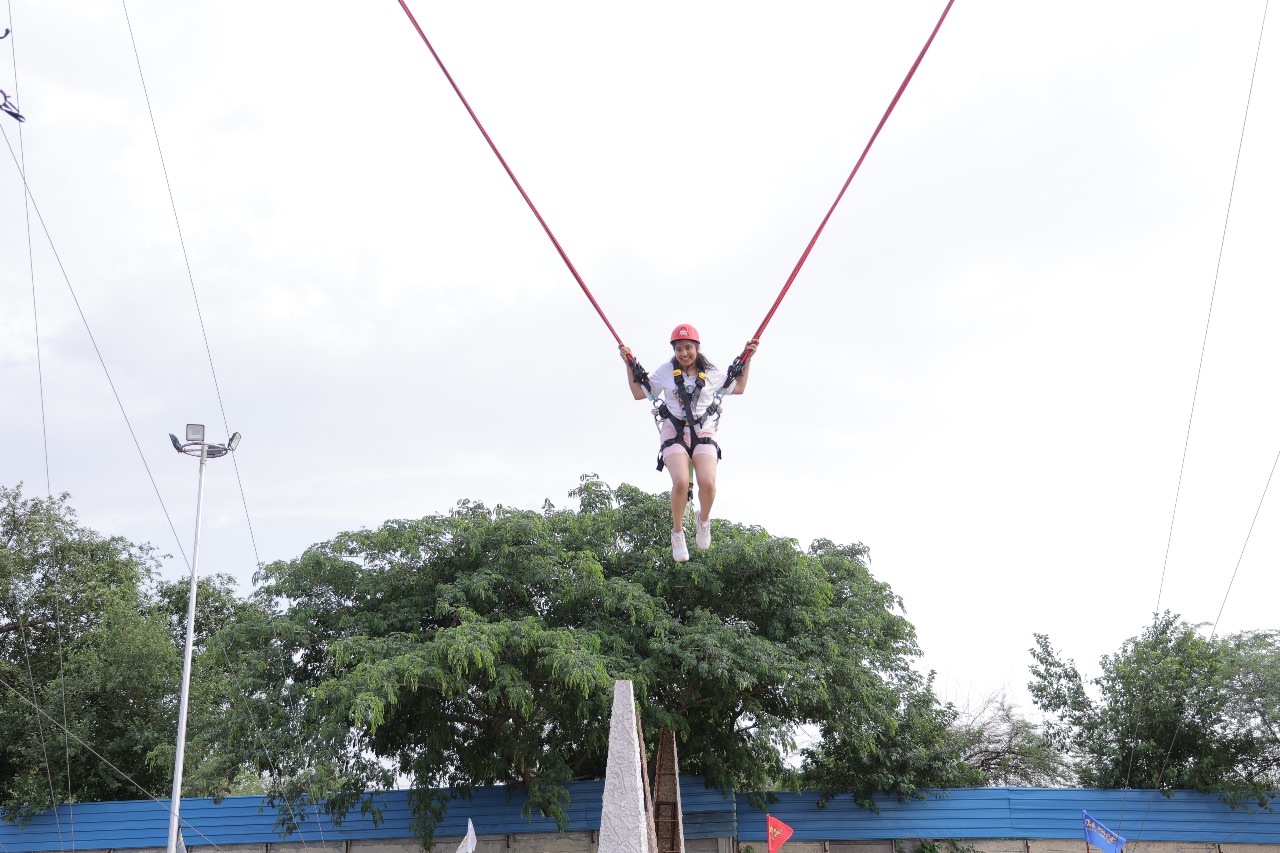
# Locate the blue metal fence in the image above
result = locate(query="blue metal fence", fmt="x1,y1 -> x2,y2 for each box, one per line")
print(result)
1,782 -> 1276,852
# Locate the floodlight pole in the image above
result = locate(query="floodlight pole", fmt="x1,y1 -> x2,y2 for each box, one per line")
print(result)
166,427 -> 240,853
167,442 -> 205,853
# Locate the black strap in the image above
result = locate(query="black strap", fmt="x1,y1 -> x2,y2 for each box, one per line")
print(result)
673,369 -> 706,428
722,355 -> 745,390
629,357 -> 653,397
655,432 -> 721,471
654,402 -> 722,472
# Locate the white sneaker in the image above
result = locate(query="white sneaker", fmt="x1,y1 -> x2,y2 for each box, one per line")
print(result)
695,516 -> 712,550
671,529 -> 690,562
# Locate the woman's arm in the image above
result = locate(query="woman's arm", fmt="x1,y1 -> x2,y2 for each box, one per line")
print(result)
620,346 -> 647,400
731,340 -> 759,395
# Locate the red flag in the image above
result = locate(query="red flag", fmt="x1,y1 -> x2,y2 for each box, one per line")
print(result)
767,814 -> 794,853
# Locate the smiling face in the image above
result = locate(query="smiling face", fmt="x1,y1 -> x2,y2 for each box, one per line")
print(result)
673,340 -> 699,371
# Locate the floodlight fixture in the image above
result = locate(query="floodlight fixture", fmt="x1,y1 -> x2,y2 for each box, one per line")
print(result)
171,425 -> 239,458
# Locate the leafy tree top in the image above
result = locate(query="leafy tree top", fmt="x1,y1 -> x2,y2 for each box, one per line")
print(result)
239,476 -> 972,840
1029,612 -> 1280,808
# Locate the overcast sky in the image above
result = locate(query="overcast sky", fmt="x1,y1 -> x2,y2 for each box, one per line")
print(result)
2,0 -> 1278,717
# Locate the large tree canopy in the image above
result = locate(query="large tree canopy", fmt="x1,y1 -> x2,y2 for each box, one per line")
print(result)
1029,612 -> 1280,807
229,476 -> 973,838
4,477 -> 1010,842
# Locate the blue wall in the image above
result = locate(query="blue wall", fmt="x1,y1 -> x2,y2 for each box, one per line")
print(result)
736,787 -> 1278,843
2,782 -> 1277,852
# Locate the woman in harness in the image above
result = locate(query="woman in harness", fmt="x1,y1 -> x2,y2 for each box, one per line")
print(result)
620,324 -> 757,562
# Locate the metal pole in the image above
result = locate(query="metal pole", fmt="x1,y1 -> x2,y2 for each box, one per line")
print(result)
167,443 -> 207,853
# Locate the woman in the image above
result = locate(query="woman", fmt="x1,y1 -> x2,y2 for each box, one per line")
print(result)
621,323 -> 757,561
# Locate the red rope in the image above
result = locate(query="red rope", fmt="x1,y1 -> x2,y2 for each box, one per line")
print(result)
394,0 -> 627,348
742,0 -> 958,362
398,0 -> 957,363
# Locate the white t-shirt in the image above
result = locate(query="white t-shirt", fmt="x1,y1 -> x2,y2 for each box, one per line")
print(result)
647,358 -> 731,422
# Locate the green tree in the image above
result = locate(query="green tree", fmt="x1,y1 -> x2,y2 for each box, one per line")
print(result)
231,476 -> 971,840
798,670 -> 977,807
1223,630 -> 1280,782
0,483 -> 257,821
146,572 -> 281,801
0,484 -> 169,819
1028,612 -> 1279,806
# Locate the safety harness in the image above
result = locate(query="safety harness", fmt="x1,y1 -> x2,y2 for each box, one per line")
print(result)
654,366 -> 723,471
630,356 -> 746,472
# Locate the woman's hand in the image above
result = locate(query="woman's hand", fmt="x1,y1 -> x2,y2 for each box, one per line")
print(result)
622,345 -> 646,400
732,339 -> 758,395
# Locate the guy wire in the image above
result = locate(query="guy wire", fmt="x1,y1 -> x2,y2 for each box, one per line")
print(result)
1124,1 -> 1271,839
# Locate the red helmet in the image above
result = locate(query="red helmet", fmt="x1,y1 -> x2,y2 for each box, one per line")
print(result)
669,323 -> 700,345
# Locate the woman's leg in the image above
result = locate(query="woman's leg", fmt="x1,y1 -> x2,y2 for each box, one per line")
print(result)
667,452 -> 691,530
692,452 -> 718,523
691,452 -> 717,550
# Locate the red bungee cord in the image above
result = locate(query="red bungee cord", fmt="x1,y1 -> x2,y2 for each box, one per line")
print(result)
394,0 -> 958,376
736,0 -> 957,368
394,0 -> 629,351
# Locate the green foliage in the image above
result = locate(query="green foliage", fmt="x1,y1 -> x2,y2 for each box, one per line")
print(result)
230,476 -> 967,841
0,484 -> 167,820
1028,612 -> 1280,807
799,668 -> 975,808
0,483 -> 259,821
1,477 -> 979,844
1224,630 -> 1280,769
146,572 -> 280,802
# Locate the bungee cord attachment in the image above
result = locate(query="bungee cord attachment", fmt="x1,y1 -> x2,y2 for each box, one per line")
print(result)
1,89 -> 25,122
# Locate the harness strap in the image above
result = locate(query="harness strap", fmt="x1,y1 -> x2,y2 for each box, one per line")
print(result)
655,426 -> 722,471
653,370 -> 723,471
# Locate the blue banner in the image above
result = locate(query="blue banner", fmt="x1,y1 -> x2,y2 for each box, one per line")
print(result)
1083,811 -> 1126,853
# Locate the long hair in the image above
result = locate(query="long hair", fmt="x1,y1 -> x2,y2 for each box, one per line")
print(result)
669,345 -> 716,374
